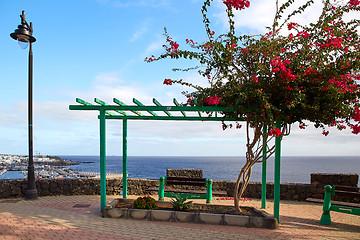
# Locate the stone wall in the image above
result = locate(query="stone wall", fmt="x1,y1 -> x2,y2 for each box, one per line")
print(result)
0,178 -> 122,199
166,169 -> 203,178
310,173 -> 358,187
310,173 -> 359,202
0,173 -> 358,203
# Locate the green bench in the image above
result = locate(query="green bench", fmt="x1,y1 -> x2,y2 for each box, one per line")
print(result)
320,185 -> 360,225
147,176 -> 227,204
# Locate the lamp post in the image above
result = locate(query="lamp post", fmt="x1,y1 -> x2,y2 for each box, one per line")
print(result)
10,11 -> 38,200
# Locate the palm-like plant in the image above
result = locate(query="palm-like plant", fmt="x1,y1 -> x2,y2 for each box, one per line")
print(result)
171,196 -> 193,211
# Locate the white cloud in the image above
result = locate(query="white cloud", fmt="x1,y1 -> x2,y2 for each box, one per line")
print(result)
68,72 -> 154,105
213,0 -> 324,34
130,19 -> 152,42
93,72 -> 125,86
145,38 -> 164,56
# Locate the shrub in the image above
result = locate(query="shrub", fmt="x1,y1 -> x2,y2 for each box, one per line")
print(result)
132,196 -> 158,209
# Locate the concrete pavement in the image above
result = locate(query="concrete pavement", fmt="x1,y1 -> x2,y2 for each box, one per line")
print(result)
0,195 -> 359,239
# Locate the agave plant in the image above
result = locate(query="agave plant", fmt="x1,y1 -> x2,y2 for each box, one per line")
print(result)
171,195 -> 193,211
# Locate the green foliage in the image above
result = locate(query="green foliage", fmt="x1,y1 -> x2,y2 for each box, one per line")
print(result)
171,195 -> 193,211
149,0 -> 360,135
132,196 -> 158,209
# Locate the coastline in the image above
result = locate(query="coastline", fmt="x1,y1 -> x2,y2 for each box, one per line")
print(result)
0,154 -> 97,179
2,155 -> 360,184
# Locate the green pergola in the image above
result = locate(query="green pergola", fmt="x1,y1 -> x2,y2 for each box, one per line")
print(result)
69,97 -> 283,222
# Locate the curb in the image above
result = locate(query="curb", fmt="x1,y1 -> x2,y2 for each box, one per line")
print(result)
103,198 -> 278,229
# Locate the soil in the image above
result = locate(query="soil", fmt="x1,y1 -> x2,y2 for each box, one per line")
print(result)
114,198 -> 261,217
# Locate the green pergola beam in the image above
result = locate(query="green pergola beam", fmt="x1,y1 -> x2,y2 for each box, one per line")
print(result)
76,98 -> 117,116
69,104 -> 232,112
173,98 -> 187,117
133,98 -> 158,116
95,98 -> 127,116
76,98 -> 92,106
103,115 -> 234,121
153,98 -> 172,117
113,98 -> 143,116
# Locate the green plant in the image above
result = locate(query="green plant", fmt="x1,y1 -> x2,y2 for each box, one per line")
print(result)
132,196 -> 158,209
171,196 -> 193,211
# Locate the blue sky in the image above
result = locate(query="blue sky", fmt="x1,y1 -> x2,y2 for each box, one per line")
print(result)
0,0 -> 359,156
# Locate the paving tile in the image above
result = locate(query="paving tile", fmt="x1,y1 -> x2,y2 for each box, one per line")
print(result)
0,195 -> 359,240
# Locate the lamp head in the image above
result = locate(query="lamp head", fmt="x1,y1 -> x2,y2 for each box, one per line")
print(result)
10,11 -> 36,49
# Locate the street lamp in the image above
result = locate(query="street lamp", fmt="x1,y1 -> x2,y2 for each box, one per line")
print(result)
10,10 -> 38,200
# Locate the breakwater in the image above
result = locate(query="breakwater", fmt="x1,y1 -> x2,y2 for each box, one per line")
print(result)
0,173 -> 358,203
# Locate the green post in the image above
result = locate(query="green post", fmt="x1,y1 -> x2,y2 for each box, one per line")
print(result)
99,110 -> 106,211
206,178 -> 213,204
122,118 -> 128,199
274,120 -> 282,223
261,125 -> 268,209
159,176 -> 165,201
320,185 -> 333,225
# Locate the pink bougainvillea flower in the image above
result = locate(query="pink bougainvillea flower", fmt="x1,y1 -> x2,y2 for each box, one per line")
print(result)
270,56 -> 281,66
287,22 -> 297,30
223,0 -> 250,10
353,106 -> 360,121
297,31 -> 310,38
204,95 -> 221,105
349,0 -> 360,7
268,128 -> 282,137
252,75 -> 258,83
350,124 -> 360,134
163,79 -> 173,85
144,55 -> 155,62
330,37 -> 343,49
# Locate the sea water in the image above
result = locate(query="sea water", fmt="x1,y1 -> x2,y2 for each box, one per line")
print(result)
0,171 -> 23,179
60,155 -> 360,184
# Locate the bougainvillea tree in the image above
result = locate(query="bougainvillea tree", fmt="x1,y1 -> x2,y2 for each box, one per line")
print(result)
146,0 -> 360,211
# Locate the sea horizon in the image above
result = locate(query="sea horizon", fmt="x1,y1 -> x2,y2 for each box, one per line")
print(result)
1,155 -> 359,185
58,155 -> 360,185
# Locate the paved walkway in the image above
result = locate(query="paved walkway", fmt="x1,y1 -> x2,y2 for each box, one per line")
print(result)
0,195 -> 359,239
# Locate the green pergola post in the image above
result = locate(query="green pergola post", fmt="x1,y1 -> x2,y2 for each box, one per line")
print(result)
122,118 -> 128,199
261,125 -> 268,209
99,110 -> 107,211
274,120 -> 282,223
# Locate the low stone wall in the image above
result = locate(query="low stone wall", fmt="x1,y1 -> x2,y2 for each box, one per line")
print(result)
166,169 -> 203,178
310,173 -> 358,187
0,178 -> 122,199
0,173 -> 358,203
310,173 -> 359,202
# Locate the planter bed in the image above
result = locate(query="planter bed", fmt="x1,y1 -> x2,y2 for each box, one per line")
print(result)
102,198 -> 278,229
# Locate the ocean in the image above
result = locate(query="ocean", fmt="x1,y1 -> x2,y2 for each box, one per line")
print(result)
59,156 -> 360,185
